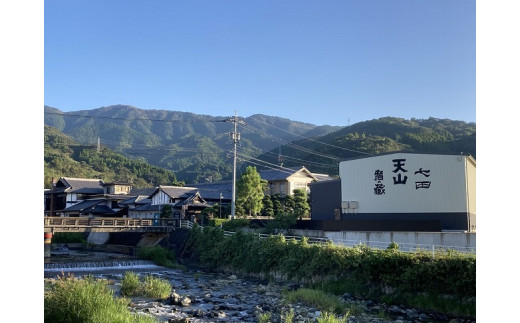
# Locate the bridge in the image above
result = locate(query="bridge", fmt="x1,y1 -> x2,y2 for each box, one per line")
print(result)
43,216 -> 187,257
44,216 -> 179,233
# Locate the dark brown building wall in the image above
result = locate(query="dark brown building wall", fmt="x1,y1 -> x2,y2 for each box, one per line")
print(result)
310,179 -> 342,221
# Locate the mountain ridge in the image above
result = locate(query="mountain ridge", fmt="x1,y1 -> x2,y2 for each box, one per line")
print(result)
44,105 -> 475,183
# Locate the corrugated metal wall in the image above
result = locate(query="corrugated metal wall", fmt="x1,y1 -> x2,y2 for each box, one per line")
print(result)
339,153 -> 470,214
310,179 -> 341,220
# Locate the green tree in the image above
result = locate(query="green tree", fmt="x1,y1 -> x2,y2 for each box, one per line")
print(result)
261,195 -> 274,217
236,166 -> 268,217
201,204 -> 220,224
160,204 -> 173,219
293,188 -> 310,220
272,194 -> 283,216
284,194 -> 295,214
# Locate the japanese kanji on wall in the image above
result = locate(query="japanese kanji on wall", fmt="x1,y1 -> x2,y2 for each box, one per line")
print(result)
339,153 -> 472,214
373,158 -> 432,195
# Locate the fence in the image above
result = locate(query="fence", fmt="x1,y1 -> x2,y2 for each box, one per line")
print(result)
181,220 -> 475,255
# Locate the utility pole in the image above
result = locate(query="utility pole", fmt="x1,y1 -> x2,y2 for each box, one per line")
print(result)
224,112 -> 243,220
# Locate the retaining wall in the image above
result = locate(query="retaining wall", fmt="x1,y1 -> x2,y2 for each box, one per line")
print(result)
290,229 -> 476,251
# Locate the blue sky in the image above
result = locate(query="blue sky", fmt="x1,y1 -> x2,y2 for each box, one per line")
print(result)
44,0 -> 476,126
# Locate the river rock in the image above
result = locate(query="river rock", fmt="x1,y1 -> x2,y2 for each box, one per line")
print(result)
168,318 -> 189,323
180,296 -> 191,307
169,291 -> 181,305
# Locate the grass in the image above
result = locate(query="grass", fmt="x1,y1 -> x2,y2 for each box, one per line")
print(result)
283,288 -> 347,315
142,275 -> 171,298
258,311 -> 271,323
136,246 -> 178,268
121,272 -> 171,299
383,292 -> 476,318
281,308 -> 295,323
316,312 -> 349,323
120,271 -> 141,296
44,273 -> 158,323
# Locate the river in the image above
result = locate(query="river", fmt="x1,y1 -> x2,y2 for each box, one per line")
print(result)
44,249 -> 472,323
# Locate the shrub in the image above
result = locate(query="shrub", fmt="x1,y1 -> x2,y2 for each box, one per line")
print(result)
257,312 -> 271,323
316,312 -> 349,323
185,226 -> 476,317
281,308 -> 295,323
120,272 -> 171,299
51,232 -> 87,244
207,218 -> 228,227
120,271 -> 141,296
142,275 -> 171,298
44,274 -> 157,323
221,218 -> 250,231
283,288 -> 346,314
137,246 -> 176,268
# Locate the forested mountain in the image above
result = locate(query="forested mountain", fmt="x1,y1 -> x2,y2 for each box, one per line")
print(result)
44,105 -> 341,183
44,125 -> 182,189
44,105 -> 476,184
256,116 -> 476,176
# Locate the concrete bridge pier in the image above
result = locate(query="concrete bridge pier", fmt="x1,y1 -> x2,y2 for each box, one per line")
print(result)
44,232 -> 53,258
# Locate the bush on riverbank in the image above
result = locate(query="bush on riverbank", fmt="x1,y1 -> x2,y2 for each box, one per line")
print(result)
184,225 -> 476,317
44,274 -> 158,323
136,246 -> 178,268
51,232 -> 87,244
283,288 -> 347,314
120,271 -> 141,296
121,271 -> 172,299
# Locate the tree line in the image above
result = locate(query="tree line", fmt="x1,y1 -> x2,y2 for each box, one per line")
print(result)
160,166 -> 311,230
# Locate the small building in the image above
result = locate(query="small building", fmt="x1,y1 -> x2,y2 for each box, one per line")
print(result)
44,177 -> 104,216
338,152 -> 476,231
189,180 -> 232,206
139,185 -> 212,221
259,166 -> 318,197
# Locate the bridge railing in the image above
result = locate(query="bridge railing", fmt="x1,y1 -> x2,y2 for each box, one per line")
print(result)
44,217 -> 177,232
179,220 -> 194,229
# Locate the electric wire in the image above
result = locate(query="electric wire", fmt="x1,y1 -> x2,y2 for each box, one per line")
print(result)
240,122 -> 343,162
248,117 -> 373,156
46,111 -> 357,174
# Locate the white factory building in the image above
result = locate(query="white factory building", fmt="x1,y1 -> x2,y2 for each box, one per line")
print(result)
337,152 -> 476,232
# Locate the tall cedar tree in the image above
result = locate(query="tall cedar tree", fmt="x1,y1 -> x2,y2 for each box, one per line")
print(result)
272,194 -> 284,216
261,195 -> 274,217
293,188 -> 310,219
236,166 -> 268,217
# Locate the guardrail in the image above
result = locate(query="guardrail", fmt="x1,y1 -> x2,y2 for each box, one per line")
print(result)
181,221 -> 475,255
44,217 -> 177,233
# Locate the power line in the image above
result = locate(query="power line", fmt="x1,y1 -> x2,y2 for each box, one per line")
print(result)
46,111 -> 359,174
46,111 -> 358,161
240,122 -> 343,162
249,117 -> 373,156
237,153 -> 314,176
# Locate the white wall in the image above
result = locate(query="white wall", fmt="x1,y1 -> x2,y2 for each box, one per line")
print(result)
466,158 -> 477,215
339,153 -> 470,214
152,191 -> 170,205
290,229 -> 476,252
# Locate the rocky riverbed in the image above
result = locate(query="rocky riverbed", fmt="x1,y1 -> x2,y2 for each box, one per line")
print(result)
44,250 -> 475,323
